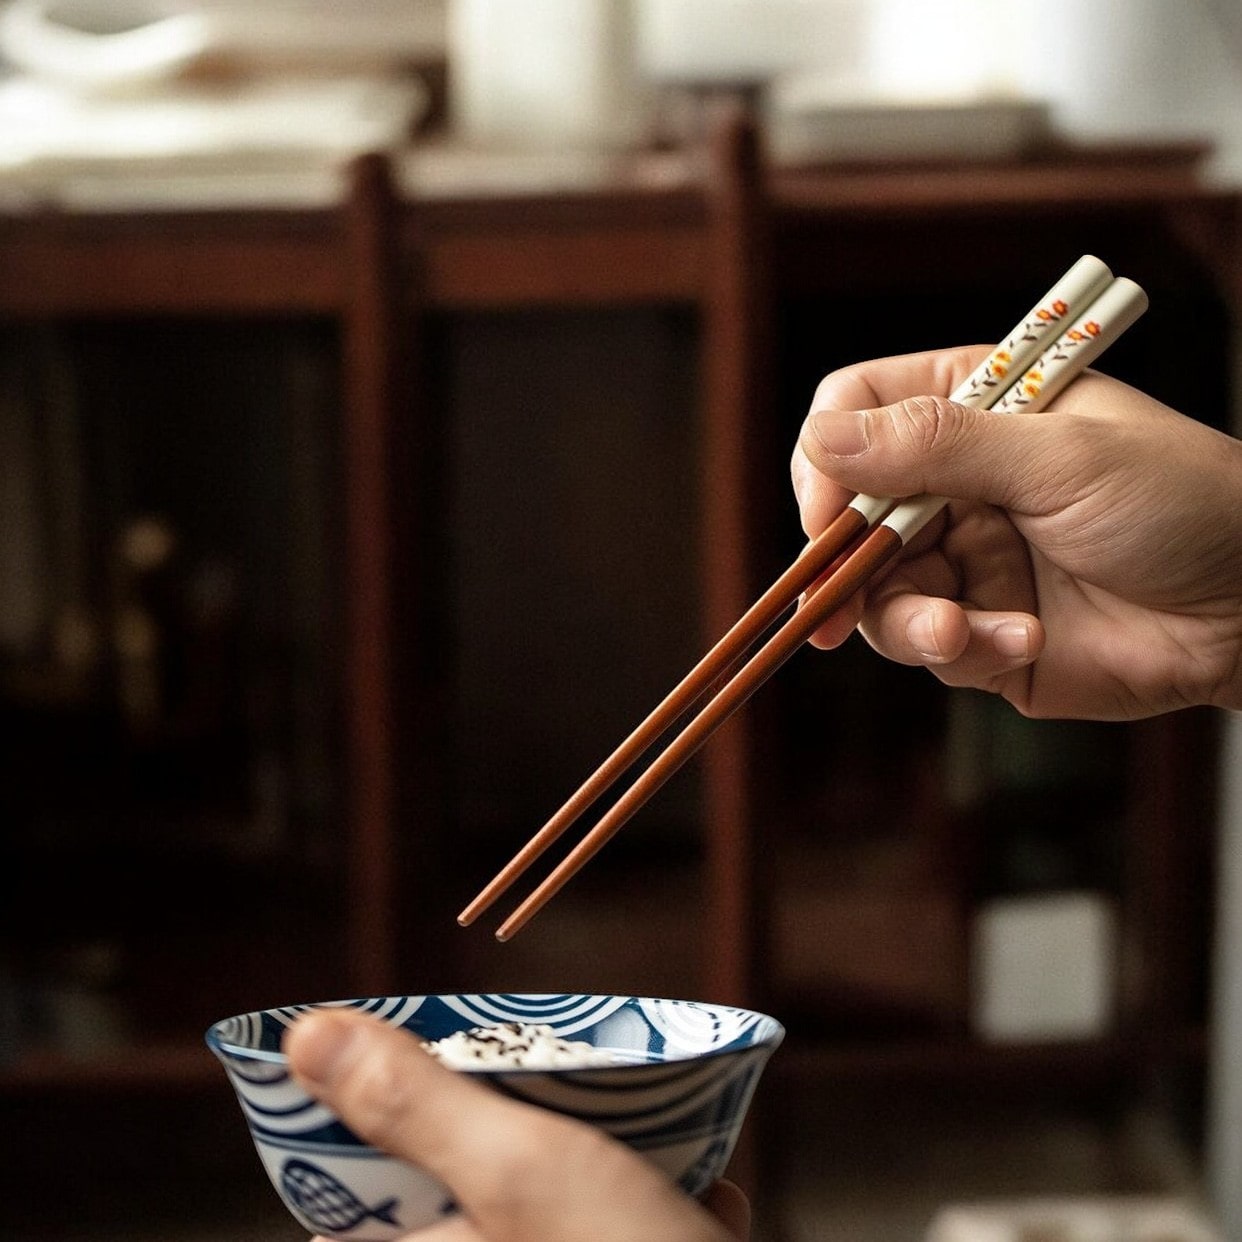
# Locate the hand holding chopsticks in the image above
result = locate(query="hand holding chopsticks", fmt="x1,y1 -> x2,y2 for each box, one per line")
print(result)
459,257 -> 1149,940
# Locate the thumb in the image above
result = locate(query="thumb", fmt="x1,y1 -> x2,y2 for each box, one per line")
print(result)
285,1010 -> 727,1241
798,395 -> 1065,512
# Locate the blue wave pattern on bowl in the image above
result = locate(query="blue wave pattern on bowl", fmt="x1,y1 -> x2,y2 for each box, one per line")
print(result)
206,993 -> 784,1241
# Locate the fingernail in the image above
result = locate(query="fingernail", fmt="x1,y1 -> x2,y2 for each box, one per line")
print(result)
289,1013 -> 363,1087
994,620 -> 1033,660
906,609 -> 942,661
809,408 -> 870,458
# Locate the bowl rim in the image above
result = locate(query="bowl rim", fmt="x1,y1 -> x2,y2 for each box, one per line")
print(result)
204,992 -> 786,1071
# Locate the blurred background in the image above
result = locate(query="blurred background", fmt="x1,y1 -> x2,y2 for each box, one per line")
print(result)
1,2 -> 1242,1239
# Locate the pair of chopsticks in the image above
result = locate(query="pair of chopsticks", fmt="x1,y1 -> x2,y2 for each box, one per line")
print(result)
459,255 -> 1149,941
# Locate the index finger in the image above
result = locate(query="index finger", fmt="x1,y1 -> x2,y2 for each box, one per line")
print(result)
808,344 -> 993,415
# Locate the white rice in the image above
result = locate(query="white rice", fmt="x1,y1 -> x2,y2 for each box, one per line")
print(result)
422,1021 -> 617,1069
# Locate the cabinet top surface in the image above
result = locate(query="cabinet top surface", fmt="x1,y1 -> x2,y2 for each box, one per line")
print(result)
0,137 -> 1227,224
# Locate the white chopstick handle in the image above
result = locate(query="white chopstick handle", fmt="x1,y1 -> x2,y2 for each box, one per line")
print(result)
883,492 -> 949,545
989,276 -> 1149,413
845,254 -> 1115,526
950,254 -> 1115,408
849,491 -> 897,525
880,275 -> 1149,546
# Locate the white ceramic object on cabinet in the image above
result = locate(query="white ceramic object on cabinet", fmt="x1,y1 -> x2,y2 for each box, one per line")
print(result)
447,0 -> 650,152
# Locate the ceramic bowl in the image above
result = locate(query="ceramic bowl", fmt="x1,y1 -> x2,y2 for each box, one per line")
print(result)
206,992 -> 784,1241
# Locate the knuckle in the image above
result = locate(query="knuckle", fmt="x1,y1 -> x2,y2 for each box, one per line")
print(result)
810,371 -> 845,409
883,394 -> 964,456
338,1047 -> 419,1148
506,1108 -> 597,1169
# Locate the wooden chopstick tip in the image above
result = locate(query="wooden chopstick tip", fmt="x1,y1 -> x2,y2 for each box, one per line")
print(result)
495,908 -> 529,941
456,891 -> 496,927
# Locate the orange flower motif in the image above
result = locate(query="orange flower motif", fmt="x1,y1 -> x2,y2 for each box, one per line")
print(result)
1051,299 -> 1068,315
1023,369 -> 1043,396
1067,329 -> 1084,341
995,349 -> 1012,363
1036,309 -> 1053,321
1084,320 -> 1101,337
993,362 -> 1009,377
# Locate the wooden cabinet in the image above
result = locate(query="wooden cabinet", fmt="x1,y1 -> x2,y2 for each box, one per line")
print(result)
0,115 -> 1234,1230
0,170 -> 397,1089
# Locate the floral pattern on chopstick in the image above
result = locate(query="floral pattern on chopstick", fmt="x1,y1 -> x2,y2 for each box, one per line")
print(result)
999,317 -> 1103,408
959,297 -> 1070,404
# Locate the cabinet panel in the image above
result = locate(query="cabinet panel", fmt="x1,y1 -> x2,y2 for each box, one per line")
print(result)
0,318 -> 349,1072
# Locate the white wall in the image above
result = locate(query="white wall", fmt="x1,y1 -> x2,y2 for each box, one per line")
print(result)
638,0 -> 1242,184
1211,713 -> 1242,1239
1006,0 -> 1242,185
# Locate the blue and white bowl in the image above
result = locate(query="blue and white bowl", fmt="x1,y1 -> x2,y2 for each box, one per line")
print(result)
206,992 -> 784,1241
